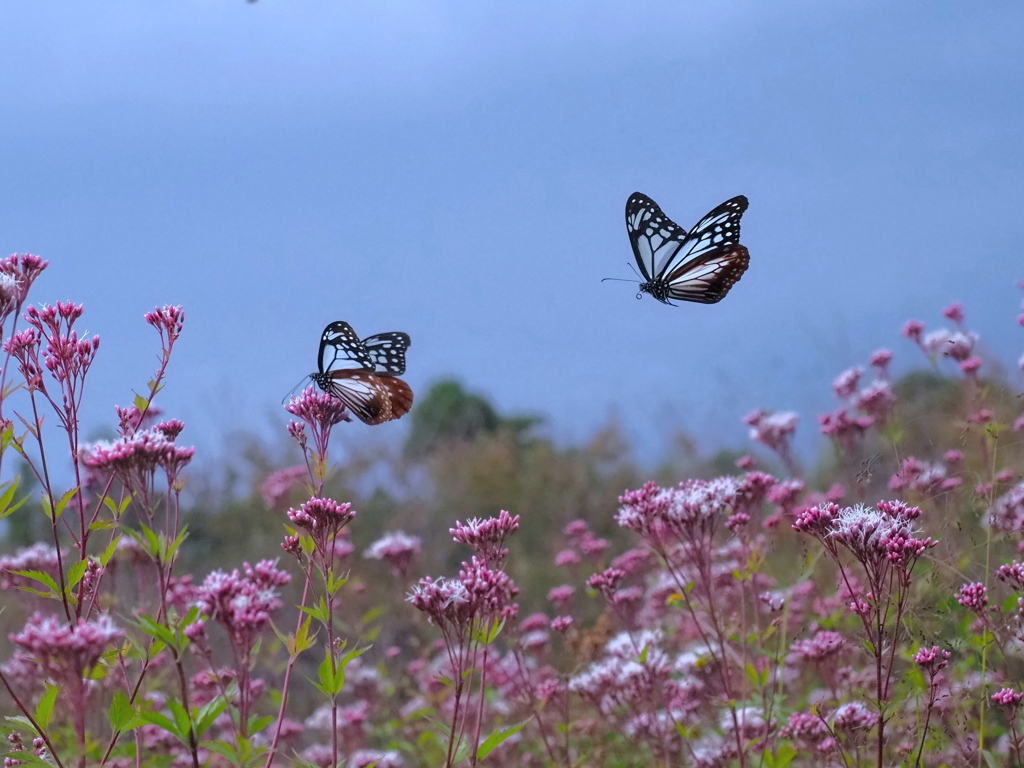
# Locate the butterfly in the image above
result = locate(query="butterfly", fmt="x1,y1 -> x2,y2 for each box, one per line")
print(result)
608,192 -> 750,306
310,321 -> 414,425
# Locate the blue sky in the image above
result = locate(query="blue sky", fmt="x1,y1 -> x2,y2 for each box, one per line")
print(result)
0,1 -> 1021,465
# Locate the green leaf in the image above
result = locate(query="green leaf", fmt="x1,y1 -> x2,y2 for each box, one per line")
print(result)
315,650 -> 340,696
167,699 -> 194,743
35,683 -> 58,730
137,709 -> 184,742
476,721 -> 526,760
11,570 -> 61,599
247,714 -> 274,735
132,613 -> 177,649
109,690 -> 136,732
3,751 -> 51,768
66,559 -> 89,590
52,487 -> 79,519
194,696 -> 228,739
0,475 -> 26,520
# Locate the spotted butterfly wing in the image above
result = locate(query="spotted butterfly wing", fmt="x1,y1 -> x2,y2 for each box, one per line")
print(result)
318,321 -> 373,372
361,332 -> 411,375
625,193 -> 749,305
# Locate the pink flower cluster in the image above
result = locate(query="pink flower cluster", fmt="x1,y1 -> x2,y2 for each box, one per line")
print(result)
260,465 -> 308,507
0,253 -> 46,322
80,420 -> 195,490
988,482 -> 1024,535
450,509 -> 520,565
410,511 -> 521,630
819,350 -> 896,451
889,456 -> 961,496
190,560 -> 291,645
793,500 -> 936,572
285,387 -> 351,457
904,304 -> 984,376
364,531 -> 422,577
0,542 -> 62,590
9,613 -> 122,683
616,476 -> 751,540
744,409 -> 798,467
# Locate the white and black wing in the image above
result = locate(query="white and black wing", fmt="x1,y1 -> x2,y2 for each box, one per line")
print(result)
664,244 -> 749,304
362,332 -> 411,375
626,193 -> 747,281
318,321 -> 373,374
625,192 -> 690,281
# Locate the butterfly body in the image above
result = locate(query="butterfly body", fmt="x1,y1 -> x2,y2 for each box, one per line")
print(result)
311,321 -> 413,425
624,192 -> 750,306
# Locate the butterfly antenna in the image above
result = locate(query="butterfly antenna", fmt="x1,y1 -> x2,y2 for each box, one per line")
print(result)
281,375 -> 312,405
600,277 -> 639,283
598,266 -> 643,286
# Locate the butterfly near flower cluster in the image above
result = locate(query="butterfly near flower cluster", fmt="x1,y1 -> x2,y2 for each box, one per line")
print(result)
311,321 -> 414,425
605,192 -> 750,306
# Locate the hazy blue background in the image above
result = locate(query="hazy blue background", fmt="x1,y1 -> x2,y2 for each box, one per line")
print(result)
1,1 -> 1021,464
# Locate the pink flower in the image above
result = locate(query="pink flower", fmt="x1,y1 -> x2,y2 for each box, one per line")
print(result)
408,576 -> 471,627
942,302 -> 964,324
913,645 -> 950,675
791,630 -> 845,662
744,409 -> 798,454
80,425 -> 195,491
193,560 -> 290,649
550,615 -> 573,632
554,549 -> 580,567
260,465 -> 308,507
832,366 -> 862,399
854,380 -> 896,424
145,305 -> 185,346
901,319 -> 924,343
287,497 -> 356,560
285,387 -> 351,458
0,543 -> 63,590
988,482 -> 1024,535
459,556 -> 520,620
0,254 -> 46,319
587,567 -> 625,598
956,582 -> 988,614
10,613 -> 122,685
888,456 -> 952,496
547,584 -> 575,607
819,408 -> 873,449
450,510 -> 520,565
869,348 -> 893,371
992,687 -> 1024,716
832,702 -> 877,733
364,530 -> 422,577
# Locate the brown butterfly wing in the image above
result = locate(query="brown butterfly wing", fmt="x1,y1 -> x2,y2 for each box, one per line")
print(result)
665,244 -> 749,304
380,375 -> 414,421
327,369 -> 394,425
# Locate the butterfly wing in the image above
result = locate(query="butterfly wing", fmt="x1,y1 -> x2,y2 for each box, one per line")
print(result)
625,192 -> 689,281
379,374 -> 414,420
362,332 -> 411,375
626,193 -> 748,280
324,369 -> 394,425
319,321 -> 373,373
664,244 -> 749,304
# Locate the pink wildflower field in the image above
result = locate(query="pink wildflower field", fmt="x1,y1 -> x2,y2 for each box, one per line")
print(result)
3,254 -> 1024,768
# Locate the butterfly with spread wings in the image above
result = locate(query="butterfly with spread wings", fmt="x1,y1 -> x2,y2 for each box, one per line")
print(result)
611,192 -> 750,305
310,321 -> 414,425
